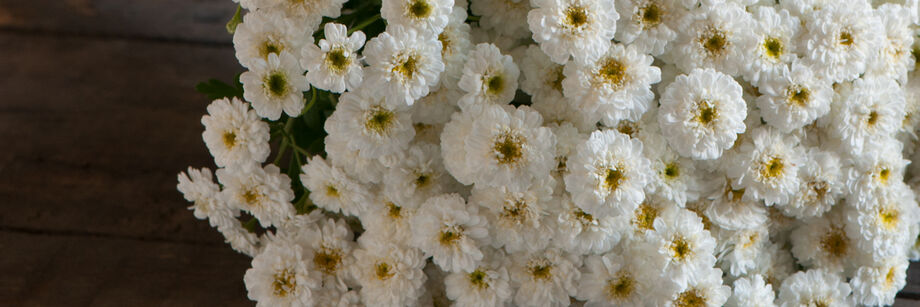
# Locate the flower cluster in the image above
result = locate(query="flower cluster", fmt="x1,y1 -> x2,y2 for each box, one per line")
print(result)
179,0 -> 920,306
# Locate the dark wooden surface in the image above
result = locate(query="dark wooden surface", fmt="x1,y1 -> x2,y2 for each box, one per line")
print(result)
0,0 -> 918,306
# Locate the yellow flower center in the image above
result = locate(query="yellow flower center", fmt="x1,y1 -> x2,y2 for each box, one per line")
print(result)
313,247 -> 343,276
469,269 -> 490,289
786,85 -> 811,107
408,0 -> 432,19
879,206 -> 900,230
700,28 -> 728,56
599,57 -> 629,89
222,131 -> 237,148
375,262 -> 395,280
839,31 -> 854,46
763,37 -> 784,60
604,166 -> 626,192
565,6 -> 589,29
761,156 -> 785,179
670,236 -> 692,261
393,54 -> 420,79
640,3 -> 662,28
439,225 -> 464,246
365,106 -> 396,135
265,72 -> 288,97
820,227 -> 849,259
696,100 -> 717,126
485,74 -> 504,96
272,269 -> 297,297
493,131 -> 525,165
325,48 -> 350,72
674,289 -> 706,307
633,201 -> 659,231
606,273 -> 635,300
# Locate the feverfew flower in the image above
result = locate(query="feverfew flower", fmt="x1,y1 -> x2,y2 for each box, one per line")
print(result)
527,0 -> 619,64
850,257 -> 908,307
779,148 -> 845,219
295,218 -> 355,291
470,0 -> 532,39
669,3 -> 752,76
790,211 -> 853,274
643,132 -> 700,206
241,52 -> 309,120
658,68 -> 747,160
729,127 -> 804,206
867,4 -> 915,84
244,236 -> 320,307
577,251 -> 651,307
520,44 -> 567,107
510,248 -> 581,307
845,183 -> 918,262
824,76 -> 905,157
217,165 -> 295,228
444,248 -> 513,307
471,178 -> 556,253
562,43 -> 661,125
667,266 -> 731,307
436,8 -> 473,89
299,156 -> 370,217
565,129 -> 652,218
260,0 -> 346,31
201,97 -> 270,171
410,193 -> 489,273
301,23 -> 365,93
614,0 -> 682,56
457,43 -> 520,110
351,237 -> 427,307
742,6 -> 800,85
552,195 -> 624,255
727,275 -> 776,307
382,0 -> 453,35
644,208 -> 717,287
755,61 -> 833,133
364,25 -> 445,106
777,269 -> 852,307
324,89 -> 415,159
177,167 -> 223,220
801,0 -> 883,82
233,9 -> 308,70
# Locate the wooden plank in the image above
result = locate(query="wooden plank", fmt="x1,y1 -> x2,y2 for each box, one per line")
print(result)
0,0 -> 237,44
903,262 -> 920,298
0,31 -> 241,243
0,230 -> 251,306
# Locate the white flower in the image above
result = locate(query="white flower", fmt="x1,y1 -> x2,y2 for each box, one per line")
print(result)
755,60 -> 833,133
410,193 -> 489,273
644,208 -> 717,287
565,129 -> 652,218
444,248 -> 513,307
562,43 -> 661,126
258,0 -> 346,31
365,25 -> 445,106
850,257 -> 908,307
845,140 -> 909,207
520,44 -> 567,106
324,89 -> 415,159
824,76 -> 905,157
351,236 -> 427,307
704,180 -> 769,231
463,105 -> 556,190
867,4 -> 915,84
777,269 -> 852,307
742,6 -> 800,85
668,3 -> 752,76
658,68 -> 747,160
614,0 -> 683,56
470,0 -> 532,39
382,0 -> 454,35
471,178 -> 556,253
412,86 -> 461,125
177,167 -> 224,220
727,274 -> 776,307
241,52 -> 309,120
666,266 -> 731,307
643,132 -> 701,206
244,236 -> 320,307
779,148 -> 845,219
302,23 -> 365,93
510,248 -> 581,307
299,156 -> 370,217
212,210 -> 262,256
217,165 -> 295,228
845,182 -> 918,262
436,8 -> 473,89
577,251 -> 651,307
715,226 -> 770,277
201,97 -> 270,171
801,0 -> 883,82
790,211 -> 853,275
291,218 -> 356,291
233,9 -> 309,70
552,195 -> 624,255
527,0 -> 619,64
439,107 -> 479,185
728,127 -> 804,206
457,43 -> 520,110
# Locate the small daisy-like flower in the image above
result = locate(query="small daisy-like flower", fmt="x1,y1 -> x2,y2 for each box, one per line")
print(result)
325,89 -> 415,159
439,107 -> 479,185
232,9 -> 308,70
521,44 -> 567,107
577,251 -> 651,307
444,248 -> 513,307
410,193 -> 489,273
729,127 -> 804,206
464,105 -> 556,190
755,61 -> 833,133
845,140 -> 909,207
742,6 -> 800,85
727,274 -> 776,307
241,52 -> 309,120
244,236 -> 320,307
470,0 -> 532,39
351,236 -> 428,307
382,0 -> 453,35
623,196 -> 678,239
201,97 -> 270,171
658,68 -> 747,160
258,0 -> 346,31
565,129 -> 652,218
801,0 -> 883,82
667,266 -> 731,307
779,148 -> 845,219
790,211 -> 853,274
209,211 -> 261,256
644,208 -> 717,287
704,181 -> 768,231
669,3 -> 752,76
850,257 -> 908,307
383,143 -> 450,208
643,130 -> 700,206
457,43 -> 520,110
364,25 -> 445,106
301,23 -> 365,93
437,8 -> 473,89
299,156 -> 370,217
471,177 -> 555,253
552,195 -> 624,255
867,4 -> 915,84
716,226 -> 770,277
777,269 -> 852,307
527,0 -> 620,64
510,248 -> 581,307
177,167 -> 224,220
294,218 -> 355,291
825,76 -> 905,157
217,165 -> 295,228
845,183 -> 918,262
562,43 -> 661,126
614,0 -> 682,56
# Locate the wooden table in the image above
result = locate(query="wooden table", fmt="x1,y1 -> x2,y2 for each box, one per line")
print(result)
0,0 -> 917,306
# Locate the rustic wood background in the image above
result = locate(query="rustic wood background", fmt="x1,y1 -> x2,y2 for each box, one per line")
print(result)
0,0 -> 918,306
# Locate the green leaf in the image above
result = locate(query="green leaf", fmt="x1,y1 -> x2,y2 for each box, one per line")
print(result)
195,78 -> 244,100
226,5 -> 243,34
241,218 -> 260,233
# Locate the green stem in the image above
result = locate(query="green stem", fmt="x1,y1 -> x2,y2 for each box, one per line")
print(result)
272,138 -> 289,165
349,14 -> 381,34
302,87 -> 317,116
